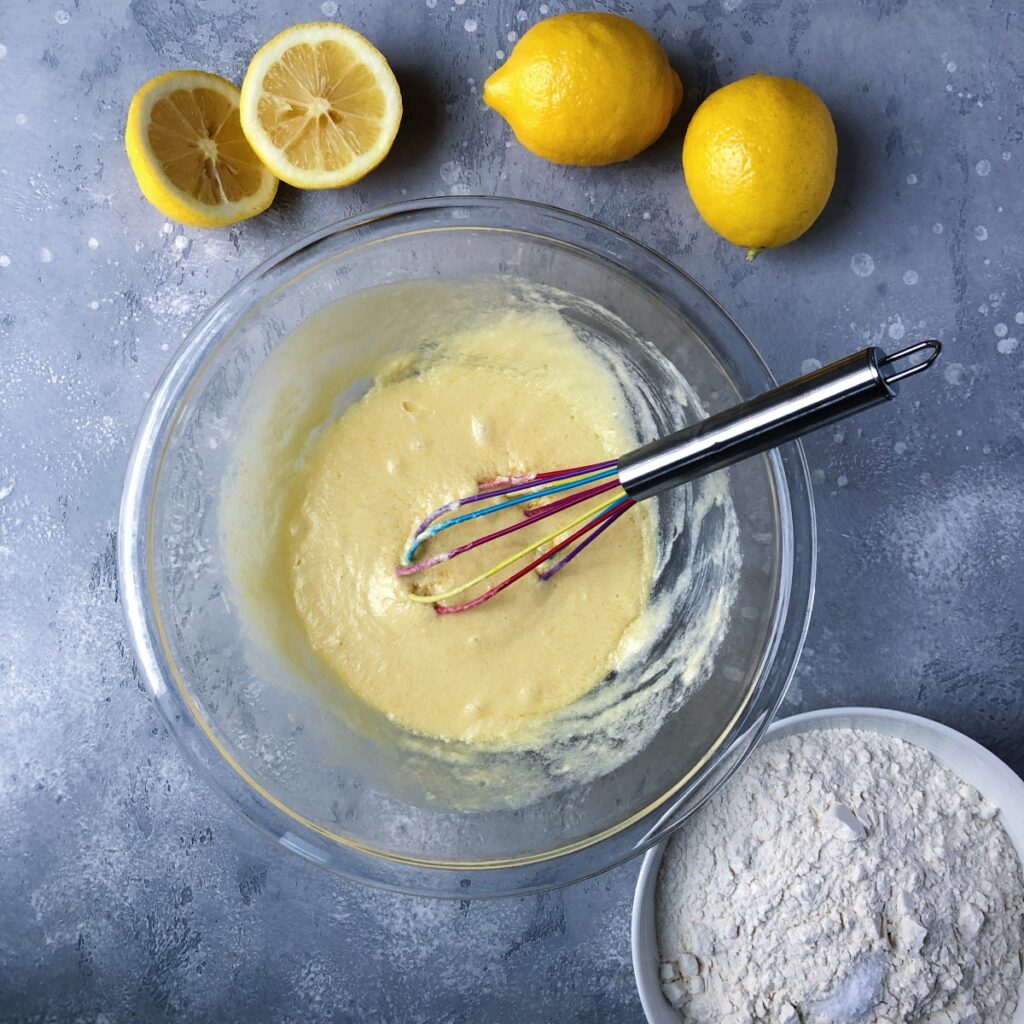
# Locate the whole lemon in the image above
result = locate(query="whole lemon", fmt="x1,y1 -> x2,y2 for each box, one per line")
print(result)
483,13 -> 682,166
682,74 -> 837,258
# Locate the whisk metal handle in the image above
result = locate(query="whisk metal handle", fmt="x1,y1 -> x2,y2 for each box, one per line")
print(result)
617,340 -> 941,501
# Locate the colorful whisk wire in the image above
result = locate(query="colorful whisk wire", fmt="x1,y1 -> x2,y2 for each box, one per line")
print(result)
396,460 -> 636,615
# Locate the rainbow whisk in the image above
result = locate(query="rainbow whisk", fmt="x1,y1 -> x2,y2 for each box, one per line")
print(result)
397,341 -> 941,614
397,460 -> 637,614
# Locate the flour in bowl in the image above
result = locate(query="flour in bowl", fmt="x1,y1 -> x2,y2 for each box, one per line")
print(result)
656,729 -> 1024,1024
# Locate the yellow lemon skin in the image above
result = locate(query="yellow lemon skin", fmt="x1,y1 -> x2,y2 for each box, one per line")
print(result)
483,13 -> 682,166
682,74 -> 837,254
125,70 -> 278,229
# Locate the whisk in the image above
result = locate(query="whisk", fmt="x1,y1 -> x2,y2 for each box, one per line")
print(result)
397,340 -> 941,614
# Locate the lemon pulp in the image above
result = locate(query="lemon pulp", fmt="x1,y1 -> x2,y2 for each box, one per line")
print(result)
148,87 -> 264,204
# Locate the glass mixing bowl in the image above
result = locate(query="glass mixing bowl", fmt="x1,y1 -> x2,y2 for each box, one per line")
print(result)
118,197 -> 815,897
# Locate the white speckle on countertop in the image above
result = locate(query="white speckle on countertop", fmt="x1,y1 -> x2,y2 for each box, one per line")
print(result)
974,225 -> 988,241
975,159 -> 991,176
851,253 -> 875,277
946,59 -> 957,72
539,2 -> 549,11
173,235 -> 188,251
54,9 -> 70,24
932,222 -> 943,234
837,474 -> 849,487
439,160 -> 473,195
1015,311 -> 1024,325
997,337 -> 1019,355
87,237 -> 99,250
516,9 -> 528,20
906,174 -> 917,185
0,43 -> 7,60
894,441 -> 908,455
903,270 -> 919,285
943,362 -> 968,386
464,18 -> 477,31
888,319 -> 906,341
994,323 -> 1008,338
495,49 -> 505,58
145,283 -> 195,325
0,255 -> 10,268
801,358 -> 822,375
39,247 -> 52,264
320,0 -> 338,14
507,30 -> 517,42
885,467 -> 1022,600
15,113 -> 28,126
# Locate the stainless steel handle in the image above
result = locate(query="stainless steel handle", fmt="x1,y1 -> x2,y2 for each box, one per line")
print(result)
618,341 -> 941,501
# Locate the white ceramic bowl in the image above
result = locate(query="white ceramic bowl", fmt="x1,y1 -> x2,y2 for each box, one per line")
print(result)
631,707 -> 1024,1024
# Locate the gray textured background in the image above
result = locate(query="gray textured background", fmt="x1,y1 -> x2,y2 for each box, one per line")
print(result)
1,0 -> 1022,1020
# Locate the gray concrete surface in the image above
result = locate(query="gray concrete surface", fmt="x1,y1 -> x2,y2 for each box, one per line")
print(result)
1,0 -> 1022,1020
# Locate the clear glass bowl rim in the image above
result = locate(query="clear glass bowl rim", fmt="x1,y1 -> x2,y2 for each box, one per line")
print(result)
117,196 -> 816,898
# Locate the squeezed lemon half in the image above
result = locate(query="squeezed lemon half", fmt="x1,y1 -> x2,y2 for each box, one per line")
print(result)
125,70 -> 278,228
239,21 -> 402,190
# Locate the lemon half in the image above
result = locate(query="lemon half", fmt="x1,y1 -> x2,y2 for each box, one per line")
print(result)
125,70 -> 278,228
239,21 -> 402,190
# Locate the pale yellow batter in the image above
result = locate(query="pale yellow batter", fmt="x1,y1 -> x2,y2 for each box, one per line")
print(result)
285,308 -> 654,743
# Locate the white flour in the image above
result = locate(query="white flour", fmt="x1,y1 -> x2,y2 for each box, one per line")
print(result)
656,729 -> 1024,1024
